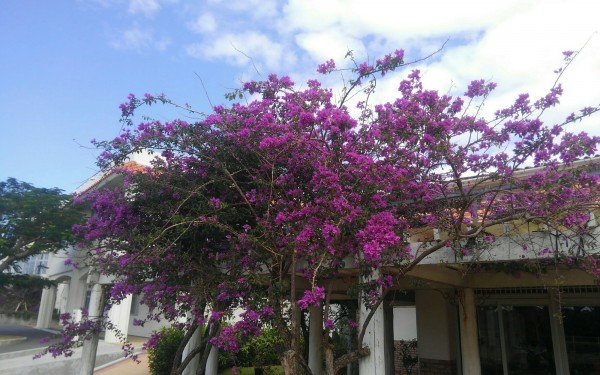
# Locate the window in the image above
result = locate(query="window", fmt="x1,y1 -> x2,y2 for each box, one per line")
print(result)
130,294 -> 140,316
478,305 -> 555,374
562,305 -> 600,374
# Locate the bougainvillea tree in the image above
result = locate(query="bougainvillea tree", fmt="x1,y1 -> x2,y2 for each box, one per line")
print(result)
62,49 -> 600,375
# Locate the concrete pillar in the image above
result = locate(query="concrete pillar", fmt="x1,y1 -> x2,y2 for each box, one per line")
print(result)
358,273 -> 387,375
104,294 -> 133,343
548,290 -> 570,375
80,282 -> 103,375
56,281 -> 69,315
346,303 -> 358,375
458,288 -> 481,375
182,326 -> 201,375
383,303 -> 395,375
87,283 -> 104,320
309,305 -> 323,375
206,346 -> 218,375
36,285 -> 57,329
66,272 -> 87,313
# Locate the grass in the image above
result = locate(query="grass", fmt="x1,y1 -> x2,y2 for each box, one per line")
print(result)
219,366 -> 283,375
0,335 -> 22,340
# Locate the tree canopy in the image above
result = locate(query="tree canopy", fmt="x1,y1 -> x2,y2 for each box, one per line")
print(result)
0,178 -> 85,284
63,49 -> 600,375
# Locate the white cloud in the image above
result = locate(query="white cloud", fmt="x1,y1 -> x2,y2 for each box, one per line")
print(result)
128,0 -> 161,17
187,12 -> 217,34
282,0 -> 529,45
296,29 -> 366,64
172,0 -> 599,137
275,0 -> 600,133
109,26 -> 170,52
186,31 -> 296,72
223,0 -> 278,19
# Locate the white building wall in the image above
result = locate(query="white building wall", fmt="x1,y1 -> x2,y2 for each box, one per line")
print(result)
393,306 -> 417,341
127,301 -> 170,337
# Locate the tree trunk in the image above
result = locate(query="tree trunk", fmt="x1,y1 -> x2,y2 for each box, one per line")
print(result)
323,340 -> 335,375
333,347 -> 370,375
283,253 -> 300,375
282,350 -> 298,375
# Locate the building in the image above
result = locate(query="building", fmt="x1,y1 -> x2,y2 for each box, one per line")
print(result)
35,153 -> 168,342
35,155 -> 600,375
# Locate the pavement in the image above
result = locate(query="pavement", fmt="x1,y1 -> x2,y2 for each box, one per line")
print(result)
0,324 -> 151,375
0,324 -> 61,354
94,351 -> 150,375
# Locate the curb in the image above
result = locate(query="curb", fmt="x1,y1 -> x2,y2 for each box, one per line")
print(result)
93,348 -> 144,371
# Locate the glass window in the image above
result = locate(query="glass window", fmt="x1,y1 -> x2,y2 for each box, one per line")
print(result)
563,306 -> 600,375
478,305 -> 555,375
478,306 -> 504,375
130,294 -> 140,316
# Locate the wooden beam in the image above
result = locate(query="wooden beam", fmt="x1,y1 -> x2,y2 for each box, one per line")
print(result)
405,264 -> 467,287
466,268 -> 596,288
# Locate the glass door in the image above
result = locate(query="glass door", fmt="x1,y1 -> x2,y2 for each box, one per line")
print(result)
562,305 -> 600,375
478,305 -> 556,375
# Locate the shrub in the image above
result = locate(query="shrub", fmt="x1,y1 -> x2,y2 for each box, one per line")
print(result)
147,326 -> 184,375
237,327 -> 283,367
219,326 -> 283,369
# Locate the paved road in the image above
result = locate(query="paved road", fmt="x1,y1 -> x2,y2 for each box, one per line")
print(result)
0,326 -> 151,374
0,324 -> 61,354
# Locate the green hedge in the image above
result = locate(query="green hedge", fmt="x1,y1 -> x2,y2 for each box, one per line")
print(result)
148,327 -> 185,375
219,327 -> 283,369
148,325 -> 283,374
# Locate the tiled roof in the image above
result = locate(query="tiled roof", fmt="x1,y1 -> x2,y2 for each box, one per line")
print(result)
74,161 -> 146,195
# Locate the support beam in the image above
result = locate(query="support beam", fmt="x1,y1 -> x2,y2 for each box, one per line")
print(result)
57,281 -> 69,315
80,282 -> 103,375
467,268 -> 596,288
206,346 -> 218,375
405,264 -> 466,287
383,303 -> 395,375
182,326 -> 201,375
308,305 -> 323,375
548,290 -> 570,375
359,271 -> 388,375
104,294 -> 133,343
66,271 -> 87,314
36,285 -> 56,329
458,288 -> 480,375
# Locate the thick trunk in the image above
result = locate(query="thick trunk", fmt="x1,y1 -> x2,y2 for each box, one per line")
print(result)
283,253 -> 300,375
333,347 -> 370,375
171,322 -> 199,375
282,350 -> 298,375
323,342 -> 335,375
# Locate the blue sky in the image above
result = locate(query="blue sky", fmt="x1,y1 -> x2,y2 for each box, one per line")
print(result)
1,0 -> 599,193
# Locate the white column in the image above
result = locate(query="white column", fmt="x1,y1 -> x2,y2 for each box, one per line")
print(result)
182,326 -> 201,375
309,305 -> 323,375
66,272 -> 87,313
383,303 -> 395,375
206,346 -> 219,375
56,282 -> 69,315
548,290 -> 570,375
358,273 -> 387,375
80,282 -> 103,375
87,283 -> 104,320
459,288 -> 481,375
104,294 -> 133,343
36,285 -> 56,329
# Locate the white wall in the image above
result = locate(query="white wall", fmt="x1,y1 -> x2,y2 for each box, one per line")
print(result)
393,306 -> 417,340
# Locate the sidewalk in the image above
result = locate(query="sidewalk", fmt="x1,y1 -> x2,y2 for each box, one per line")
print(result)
94,351 -> 150,375
0,326 -> 151,375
